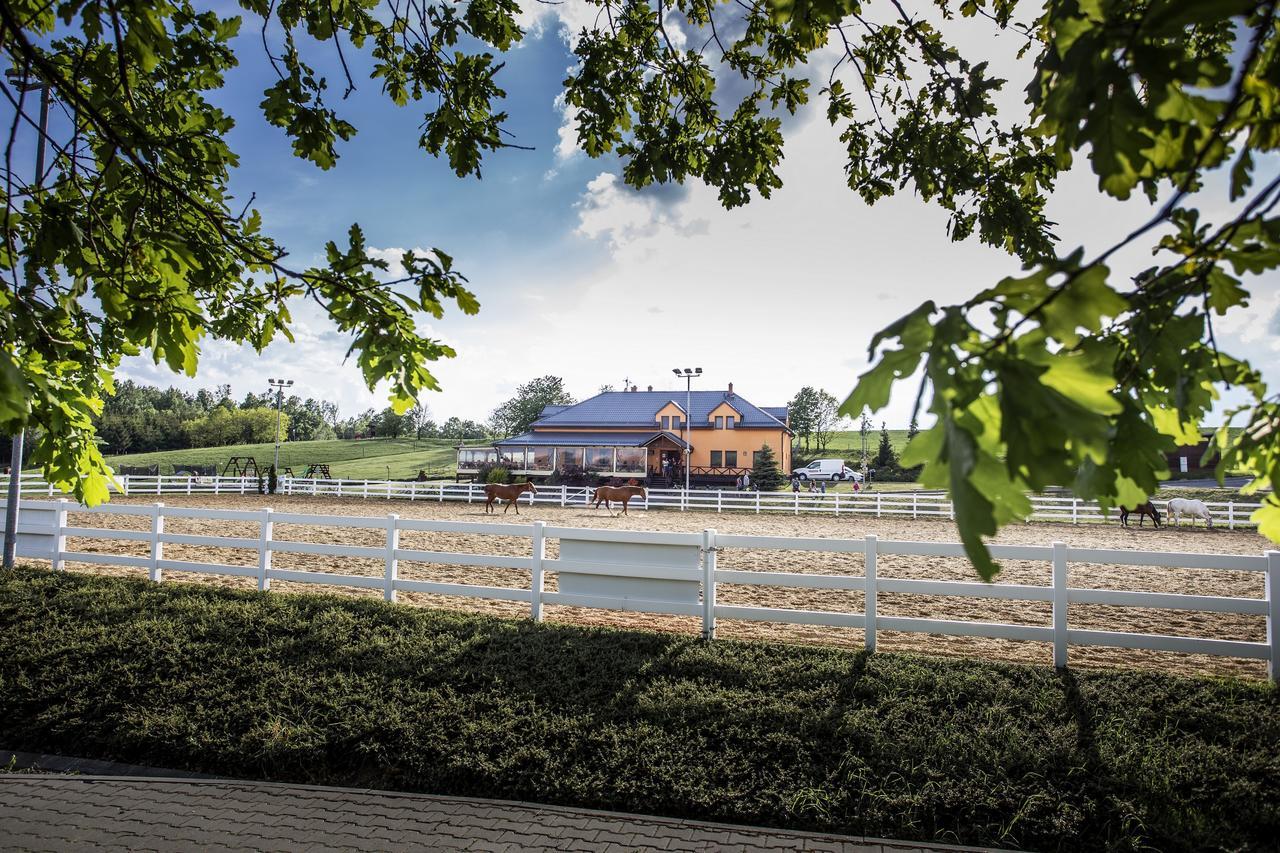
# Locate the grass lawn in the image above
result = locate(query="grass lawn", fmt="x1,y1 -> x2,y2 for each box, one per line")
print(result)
97,438 -> 458,479
0,569 -> 1275,851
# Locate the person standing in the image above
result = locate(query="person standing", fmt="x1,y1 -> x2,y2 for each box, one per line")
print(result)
742,471 -> 751,491
791,475 -> 800,493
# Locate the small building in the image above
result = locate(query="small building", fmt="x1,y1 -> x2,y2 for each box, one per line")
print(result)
1166,432 -> 1215,476
457,384 -> 791,487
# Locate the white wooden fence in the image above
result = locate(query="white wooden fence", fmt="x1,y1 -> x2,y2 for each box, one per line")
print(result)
11,474 -> 1267,529
4,498 -> 1277,681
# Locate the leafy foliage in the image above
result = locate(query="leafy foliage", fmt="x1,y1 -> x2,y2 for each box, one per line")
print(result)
4,0 -> 1278,571
787,386 -> 840,454
487,376 -> 577,437
2,569 -> 1278,850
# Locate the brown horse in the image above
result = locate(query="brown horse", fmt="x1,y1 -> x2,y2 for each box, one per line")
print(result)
1120,501 -> 1161,528
483,480 -> 537,514
592,484 -> 647,516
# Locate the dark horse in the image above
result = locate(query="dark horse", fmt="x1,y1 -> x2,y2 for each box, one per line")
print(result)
1120,501 -> 1162,528
483,480 -> 537,514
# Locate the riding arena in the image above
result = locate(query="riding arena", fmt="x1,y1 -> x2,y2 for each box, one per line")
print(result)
7,473 -> 1274,683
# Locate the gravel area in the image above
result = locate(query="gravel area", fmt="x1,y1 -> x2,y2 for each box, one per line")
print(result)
44,493 -> 1274,679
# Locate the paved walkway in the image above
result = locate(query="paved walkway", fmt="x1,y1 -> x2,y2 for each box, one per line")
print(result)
0,775 -> 996,852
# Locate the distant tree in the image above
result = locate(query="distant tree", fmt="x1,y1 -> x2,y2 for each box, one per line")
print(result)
417,419 -> 439,439
598,384 -> 616,394
812,390 -> 839,454
408,404 -> 433,439
903,416 -> 923,481
787,387 -> 820,453
489,376 -> 576,437
752,444 -> 785,492
875,422 -> 898,469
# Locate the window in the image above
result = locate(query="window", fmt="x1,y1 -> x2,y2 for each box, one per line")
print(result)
616,447 -> 646,473
661,415 -> 670,430
715,415 -> 724,429
726,416 -> 735,429
807,461 -> 820,469
557,447 -> 583,473
752,450 -> 764,467
499,448 -> 526,469
725,451 -> 738,468
710,451 -> 723,467
585,447 -> 614,472
672,417 -> 683,431
528,446 -> 554,471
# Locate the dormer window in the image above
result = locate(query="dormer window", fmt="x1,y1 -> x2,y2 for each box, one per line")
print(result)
661,415 -> 670,430
726,416 -> 735,429
715,415 -> 724,429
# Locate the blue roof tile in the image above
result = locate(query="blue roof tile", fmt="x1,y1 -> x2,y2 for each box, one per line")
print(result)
532,390 -> 790,430
495,431 -> 691,449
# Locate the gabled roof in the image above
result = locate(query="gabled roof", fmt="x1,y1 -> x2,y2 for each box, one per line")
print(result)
495,431 -> 691,450
532,390 -> 791,431
539,404 -> 570,418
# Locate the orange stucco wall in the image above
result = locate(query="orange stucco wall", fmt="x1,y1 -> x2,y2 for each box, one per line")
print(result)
687,427 -> 789,470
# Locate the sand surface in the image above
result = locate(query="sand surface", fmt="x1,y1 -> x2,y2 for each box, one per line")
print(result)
44,493 -> 1274,679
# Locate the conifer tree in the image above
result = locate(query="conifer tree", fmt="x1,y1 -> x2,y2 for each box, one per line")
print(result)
752,444 -> 785,491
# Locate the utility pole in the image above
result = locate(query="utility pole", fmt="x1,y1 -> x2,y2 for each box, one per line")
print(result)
268,378 -> 293,473
3,69 -> 51,570
671,367 -> 702,492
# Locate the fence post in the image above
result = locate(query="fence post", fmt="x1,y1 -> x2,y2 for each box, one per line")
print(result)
864,534 -> 877,652
214,477 -> 220,496
384,514 -> 400,603
835,493 -> 840,517
702,528 -> 717,640
52,499 -> 69,571
756,491 -> 760,514
717,490 -> 722,514
1052,541 -> 1068,669
1228,502 -> 1235,530
121,474 -> 130,496
876,493 -> 882,518
912,493 -> 918,519
186,476 -> 192,496
1266,551 -> 1279,684
794,491 -> 799,515
257,508 -> 273,591
47,479 -> 54,497
157,477 -> 163,496
149,503 -> 164,583
387,480 -> 393,500
1072,498 -> 1079,524
531,521 -> 545,622
560,486 -> 567,508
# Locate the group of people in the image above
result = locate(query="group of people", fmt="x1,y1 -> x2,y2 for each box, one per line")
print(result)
734,472 -> 752,490
789,475 -> 863,494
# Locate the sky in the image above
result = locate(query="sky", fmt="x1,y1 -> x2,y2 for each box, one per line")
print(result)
112,4 -> 1280,429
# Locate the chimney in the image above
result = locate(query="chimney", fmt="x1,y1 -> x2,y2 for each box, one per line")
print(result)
728,382 -> 734,395
647,385 -> 653,392
632,385 -> 638,392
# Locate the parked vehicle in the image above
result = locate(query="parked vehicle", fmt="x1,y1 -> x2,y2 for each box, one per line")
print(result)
792,459 -> 863,482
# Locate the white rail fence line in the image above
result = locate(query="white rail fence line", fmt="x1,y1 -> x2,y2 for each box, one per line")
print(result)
3,499 -> 1277,682
12,474 -> 1266,529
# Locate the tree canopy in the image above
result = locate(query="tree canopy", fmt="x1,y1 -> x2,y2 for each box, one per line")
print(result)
2,0 -> 1277,573
488,376 -> 577,437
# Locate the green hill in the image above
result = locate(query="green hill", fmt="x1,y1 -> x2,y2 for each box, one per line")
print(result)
101,438 -> 459,480
798,430 -> 914,463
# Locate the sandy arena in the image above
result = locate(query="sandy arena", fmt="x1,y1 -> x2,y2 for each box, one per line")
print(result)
36,493 -> 1275,679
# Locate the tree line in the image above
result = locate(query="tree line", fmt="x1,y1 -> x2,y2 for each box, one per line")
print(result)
91,381 -> 486,455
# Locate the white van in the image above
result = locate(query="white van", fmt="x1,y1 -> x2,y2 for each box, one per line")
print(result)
792,459 -> 862,482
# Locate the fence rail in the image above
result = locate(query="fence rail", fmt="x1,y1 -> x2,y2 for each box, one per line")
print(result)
3,498 -> 1277,682
9,474 -> 1266,529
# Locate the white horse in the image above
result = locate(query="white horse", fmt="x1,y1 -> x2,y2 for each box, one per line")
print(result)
1166,498 -> 1214,528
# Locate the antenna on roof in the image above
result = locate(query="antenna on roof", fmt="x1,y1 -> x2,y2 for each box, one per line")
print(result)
622,376 -> 632,392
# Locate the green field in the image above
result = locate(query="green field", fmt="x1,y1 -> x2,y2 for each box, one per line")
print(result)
800,430 -> 913,464
2,568 -> 1275,851
101,438 -> 458,479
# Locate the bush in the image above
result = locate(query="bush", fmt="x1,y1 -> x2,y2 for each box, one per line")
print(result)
484,465 -> 510,484
1,569 -> 1276,852
267,464 -> 279,494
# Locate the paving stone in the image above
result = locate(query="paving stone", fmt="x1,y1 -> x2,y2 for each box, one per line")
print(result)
0,777 -> 995,853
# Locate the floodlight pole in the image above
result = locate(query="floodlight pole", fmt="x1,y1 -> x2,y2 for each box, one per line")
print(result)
4,73 -> 51,570
671,367 -> 702,493
268,378 -> 293,473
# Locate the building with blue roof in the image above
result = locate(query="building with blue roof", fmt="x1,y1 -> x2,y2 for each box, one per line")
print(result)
457,382 -> 790,486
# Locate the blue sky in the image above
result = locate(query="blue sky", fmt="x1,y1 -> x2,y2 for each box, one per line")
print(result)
109,6 -> 1279,429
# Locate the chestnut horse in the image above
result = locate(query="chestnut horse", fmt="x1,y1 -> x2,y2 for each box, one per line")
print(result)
592,484 -> 647,516
1119,501 -> 1161,528
483,480 -> 537,514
